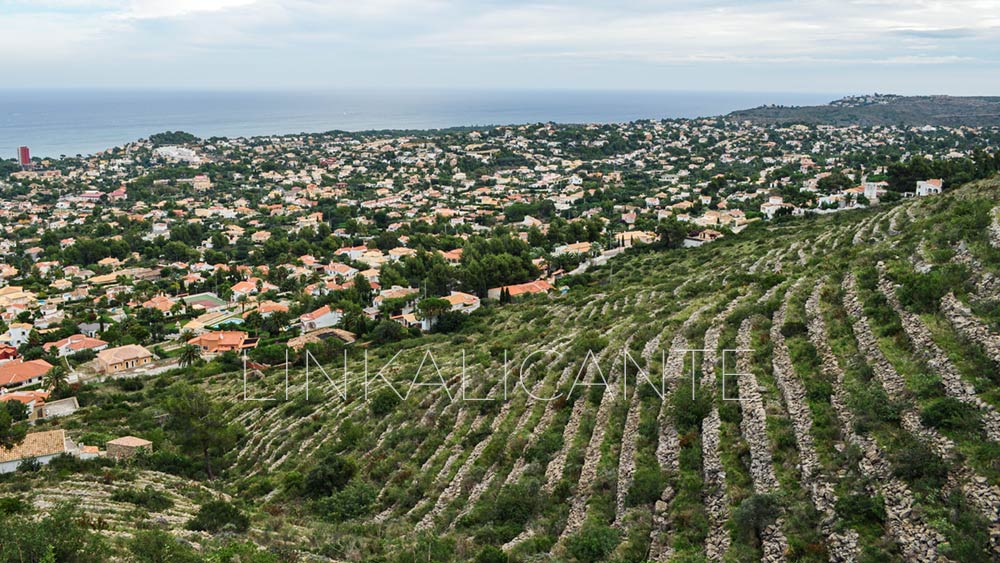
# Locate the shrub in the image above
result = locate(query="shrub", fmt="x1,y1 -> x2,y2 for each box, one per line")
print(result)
565,523 -> 619,563
128,530 -> 199,563
115,378 -> 144,392
920,397 -> 980,432
314,481 -> 377,522
111,485 -> 174,511
626,464 -> 667,507
0,496 -> 28,516
732,494 -> 781,546
475,545 -> 507,563
673,385 -> 712,434
0,503 -> 107,561
835,493 -> 886,529
304,452 -> 356,497
370,388 -> 401,417
889,438 -> 948,492
186,500 -> 250,533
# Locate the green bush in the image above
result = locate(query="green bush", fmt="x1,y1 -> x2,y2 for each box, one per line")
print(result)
889,438 -> 948,492
0,503 -> 107,562
186,500 -> 250,533
111,485 -> 174,511
475,545 -> 507,563
128,530 -> 199,563
565,523 -> 619,563
304,451 -> 356,497
314,481 -> 376,522
626,464 -> 667,507
732,494 -> 781,547
835,493 -> 886,529
0,496 -> 28,516
920,397 -> 981,432
370,388 -> 401,417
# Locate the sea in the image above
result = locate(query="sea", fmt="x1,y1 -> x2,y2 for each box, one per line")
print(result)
0,89 -> 836,159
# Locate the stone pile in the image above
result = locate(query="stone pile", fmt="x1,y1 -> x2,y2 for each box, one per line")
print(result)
560,344 -> 625,539
736,317 -> 789,562
845,274 -> 1000,551
701,296 -> 745,562
940,292 -> 1000,364
806,284 -> 943,562
505,364 -> 575,487
876,265 -> 1000,442
615,334 -> 661,523
771,289 -> 859,562
991,207 -> 1000,248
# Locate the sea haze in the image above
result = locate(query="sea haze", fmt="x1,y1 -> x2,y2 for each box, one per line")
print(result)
0,89 -> 837,158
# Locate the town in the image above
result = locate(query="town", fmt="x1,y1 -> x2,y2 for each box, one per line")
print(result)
0,115 -> 998,471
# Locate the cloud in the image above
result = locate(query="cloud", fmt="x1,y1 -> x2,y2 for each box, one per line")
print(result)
2,0 -> 999,90
113,0 -> 259,20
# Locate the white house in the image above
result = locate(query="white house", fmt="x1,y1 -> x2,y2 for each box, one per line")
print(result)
300,305 -> 343,332
420,291 -> 481,331
916,179 -> 943,197
0,430 -> 95,474
1,323 -> 31,348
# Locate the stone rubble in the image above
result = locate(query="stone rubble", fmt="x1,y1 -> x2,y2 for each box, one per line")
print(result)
940,292 -> 1000,364
876,264 -> 1000,442
614,334 -> 662,523
542,359 -> 600,493
417,371 -> 522,530
701,296 -> 746,562
771,286 -> 859,562
844,274 -> 1000,551
560,341 -> 627,540
807,284 -> 945,562
504,364 -> 576,487
736,317 -> 789,562
991,207 -> 1000,249
645,304 -> 712,556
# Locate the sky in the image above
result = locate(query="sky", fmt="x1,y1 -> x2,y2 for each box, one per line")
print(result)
2,0 -> 1000,94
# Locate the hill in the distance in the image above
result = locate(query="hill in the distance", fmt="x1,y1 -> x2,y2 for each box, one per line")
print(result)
728,94 -> 1000,127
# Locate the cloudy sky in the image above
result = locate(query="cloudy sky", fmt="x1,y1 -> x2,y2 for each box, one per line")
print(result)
3,0 -> 999,93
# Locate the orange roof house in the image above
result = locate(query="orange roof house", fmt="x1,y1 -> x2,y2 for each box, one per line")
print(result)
96,345 -> 152,374
44,334 -> 109,357
487,280 -> 554,301
187,331 -> 258,355
0,359 -> 53,389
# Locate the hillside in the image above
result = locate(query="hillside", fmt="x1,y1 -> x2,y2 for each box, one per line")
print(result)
5,178 -> 1000,563
727,95 -> 1000,127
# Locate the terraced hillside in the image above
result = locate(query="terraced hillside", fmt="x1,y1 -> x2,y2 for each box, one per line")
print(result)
6,178 -> 1000,563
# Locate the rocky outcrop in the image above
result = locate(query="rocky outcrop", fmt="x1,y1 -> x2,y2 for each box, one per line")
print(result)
940,292 -> 1000,364
771,288 -> 859,562
876,265 -> 1000,442
701,296 -> 745,561
844,274 -> 1000,551
560,344 -> 625,539
991,207 -> 1000,248
807,284 -> 945,562
615,334 -> 662,523
736,317 -> 788,562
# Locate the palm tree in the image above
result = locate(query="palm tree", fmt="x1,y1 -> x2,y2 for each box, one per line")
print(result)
179,344 -> 201,368
43,364 -> 69,394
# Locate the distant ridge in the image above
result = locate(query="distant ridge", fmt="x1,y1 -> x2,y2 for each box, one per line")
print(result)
727,94 -> 1000,127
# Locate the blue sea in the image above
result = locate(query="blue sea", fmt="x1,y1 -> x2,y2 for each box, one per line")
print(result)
0,89 -> 836,159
